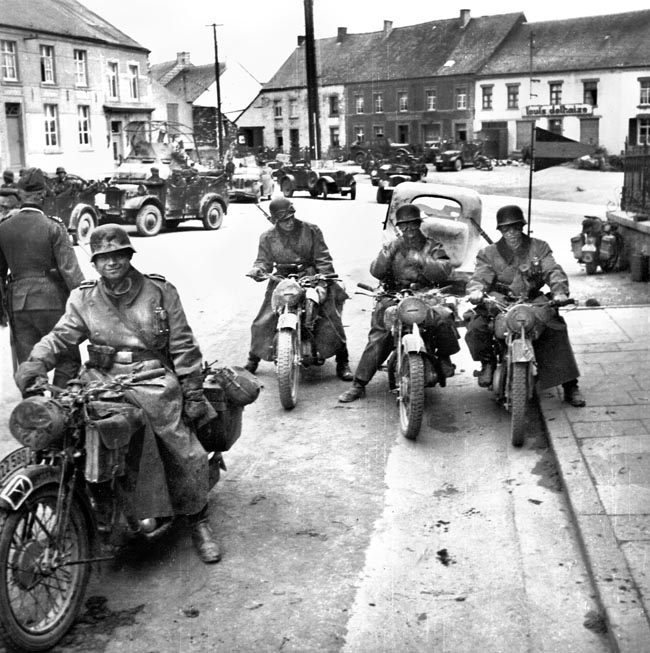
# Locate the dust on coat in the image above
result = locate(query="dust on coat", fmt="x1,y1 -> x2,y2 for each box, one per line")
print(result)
28,266 -> 209,518
249,219 -> 348,361
465,235 -> 579,389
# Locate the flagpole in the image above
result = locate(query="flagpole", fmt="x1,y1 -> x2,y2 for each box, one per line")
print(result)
527,120 -> 535,236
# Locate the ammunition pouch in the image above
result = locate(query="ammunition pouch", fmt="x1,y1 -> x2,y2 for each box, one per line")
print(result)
86,344 -> 116,371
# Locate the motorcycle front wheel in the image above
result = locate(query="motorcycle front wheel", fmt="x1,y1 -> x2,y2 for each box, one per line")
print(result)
510,362 -> 529,447
0,485 -> 91,652
398,352 -> 425,441
277,329 -> 300,410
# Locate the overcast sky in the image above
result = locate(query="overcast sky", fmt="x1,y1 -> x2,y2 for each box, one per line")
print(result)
80,0 -> 648,83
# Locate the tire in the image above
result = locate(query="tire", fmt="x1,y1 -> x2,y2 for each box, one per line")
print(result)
354,152 -> 366,166
308,189 -> 319,198
398,352 -> 425,440
319,180 -> 328,200
202,200 -> 223,230
349,184 -> 356,200
73,211 -> 95,247
453,158 -> 463,172
281,179 -> 294,198
510,362 -> 529,447
585,261 -> 598,275
135,204 -> 163,237
0,485 -> 91,652
435,165 -> 443,172
277,329 -> 299,410
376,187 -> 388,204
165,220 -> 181,230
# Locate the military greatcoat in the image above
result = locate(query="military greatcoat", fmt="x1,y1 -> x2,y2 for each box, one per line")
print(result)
0,205 -> 83,385
28,266 -> 208,518
465,234 -> 580,389
249,219 -> 348,361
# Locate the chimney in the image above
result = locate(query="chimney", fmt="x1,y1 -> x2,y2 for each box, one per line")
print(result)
297,35 -> 306,46
337,27 -> 347,43
460,9 -> 470,28
383,20 -> 393,36
176,52 -> 191,65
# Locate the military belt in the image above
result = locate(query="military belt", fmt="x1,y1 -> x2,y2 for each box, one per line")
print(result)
114,350 -> 160,364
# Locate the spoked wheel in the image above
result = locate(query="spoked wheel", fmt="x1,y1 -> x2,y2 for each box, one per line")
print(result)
276,329 -> 300,410
510,362 -> 529,447
0,485 -> 91,652
398,352 -> 425,440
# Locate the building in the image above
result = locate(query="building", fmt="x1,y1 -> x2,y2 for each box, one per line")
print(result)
0,0 -> 152,177
475,10 -> 650,158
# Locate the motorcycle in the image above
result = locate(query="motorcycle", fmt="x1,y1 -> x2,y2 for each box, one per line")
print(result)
473,292 -> 574,447
0,361 -> 257,652
570,215 -> 622,275
357,282 -> 461,440
258,266 -> 343,410
473,152 -> 493,170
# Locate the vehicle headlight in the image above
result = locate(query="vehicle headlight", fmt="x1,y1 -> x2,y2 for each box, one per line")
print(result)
9,397 -> 67,450
505,305 -> 537,333
397,297 -> 428,325
272,278 -> 305,311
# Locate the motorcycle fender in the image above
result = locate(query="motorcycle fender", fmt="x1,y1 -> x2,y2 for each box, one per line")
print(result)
0,464 -> 61,511
401,332 -> 425,354
511,339 -> 535,363
278,312 -> 299,330
581,242 -> 597,263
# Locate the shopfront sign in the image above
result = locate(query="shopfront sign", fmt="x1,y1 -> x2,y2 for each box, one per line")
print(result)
524,103 -> 594,117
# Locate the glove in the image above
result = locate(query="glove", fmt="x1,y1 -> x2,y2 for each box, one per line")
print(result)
15,360 -> 48,396
180,375 -> 210,421
553,293 -> 569,305
381,238 -> 400,258
467,289 -> 484,305
246,267 -> 265,282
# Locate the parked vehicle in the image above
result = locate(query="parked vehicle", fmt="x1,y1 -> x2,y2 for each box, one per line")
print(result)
98,121 -> 229,237
261,268 -> 343,409
570,215 -> 623,275
275,160 -> 356,200
434,141 -> 481,172
375,160 -> 427,204
473,152 -> 493,170
0,362 -> 257,651
43,173 -> 106,246
228,160 -> 274,202
357,282 -> 461,440
475,292 -> 574,447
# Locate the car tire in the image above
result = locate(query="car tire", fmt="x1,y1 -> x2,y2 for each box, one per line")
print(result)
73,211 -> 95,246
376,187 -> 388,204
453,158 -> 463,172
354,152 -> 366,166
435,164 -> 443,172
135,204 -> 163,237
349,184 -> 356,200
319,180 -> 328,200
202,200 -> 224,230
281,179 -> 294,198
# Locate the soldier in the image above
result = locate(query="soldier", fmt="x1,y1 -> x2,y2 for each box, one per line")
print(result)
0,187 -> 21,220
14,224 -> 222,563
0,168 -> 82,385
1,170 -> 16,188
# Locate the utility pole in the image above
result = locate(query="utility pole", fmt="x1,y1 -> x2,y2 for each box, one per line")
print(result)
303,0 -> 321,160
209,23 -> 224,161
527,27 -> 536,234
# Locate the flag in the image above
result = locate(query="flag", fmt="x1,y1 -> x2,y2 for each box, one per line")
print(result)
532,127 -> 596,172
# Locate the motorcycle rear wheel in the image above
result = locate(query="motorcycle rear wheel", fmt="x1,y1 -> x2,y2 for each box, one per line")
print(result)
510,362 -> 529,447
398,352 -> 425,441
277,329 -> 300,410
0,485 -> 91,652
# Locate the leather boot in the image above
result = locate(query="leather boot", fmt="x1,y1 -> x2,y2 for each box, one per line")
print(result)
190,520 -> 222,564
563,381 -> 586,407
244,354 -> 259,374
477,361 -> 495,388
338,380 -> 365,403
336,362 -> 353,381
438,356 -> 455,378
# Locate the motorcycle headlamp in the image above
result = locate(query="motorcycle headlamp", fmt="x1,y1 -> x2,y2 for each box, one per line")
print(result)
9,396 -> 67,451
505,305 -> 537,334
397,297 -> 428,325
272,278 -> 305,311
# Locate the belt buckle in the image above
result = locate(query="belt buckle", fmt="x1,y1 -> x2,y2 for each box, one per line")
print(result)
114,351 -> 133,364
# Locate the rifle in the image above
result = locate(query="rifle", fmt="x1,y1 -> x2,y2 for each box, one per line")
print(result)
255,202 -> 272,221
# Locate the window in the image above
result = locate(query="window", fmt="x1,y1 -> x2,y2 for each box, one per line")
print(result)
639,118 -> 650,145
128,64 -> 139,99
289,99 -> 298,119
639,80 -> 650,105
481,86 -> 493,110
426,90 -> 437,111
373,125 -> 384,139
74,50 -> 87,86
329,95 -> 339,116
40,45 -> 55,84
273,99 -> 282,119
398,92 -> 408,112
583,80 -> 598,107
373,93 -> 383,113
455,88 -> 468,110
330,127 -> 339,148
354,126 -> 365,144
549,82 -> 562,105
274,129 -> 283,149
1,41 -> 18,81
455,123 -> 467,141
548,118 -> 563,135
397,124 -> 409,142
78,105 -> 91,146
107,62 -> 119,98
44,104 -> 59,147
289,129 -> 299,148
355,94 -> 364,114
507,85 -> 519,110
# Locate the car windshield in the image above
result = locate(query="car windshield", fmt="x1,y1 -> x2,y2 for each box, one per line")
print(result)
124,121 -> 200,168
413,197 -> 463,220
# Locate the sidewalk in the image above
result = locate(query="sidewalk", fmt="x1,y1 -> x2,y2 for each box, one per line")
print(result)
539,305 -> 650,653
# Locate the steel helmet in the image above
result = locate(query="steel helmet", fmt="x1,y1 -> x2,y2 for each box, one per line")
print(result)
89,224 -> 136,262
395,204 -> 422,225
269,196 -> 295,222
496,205 -> 526,229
